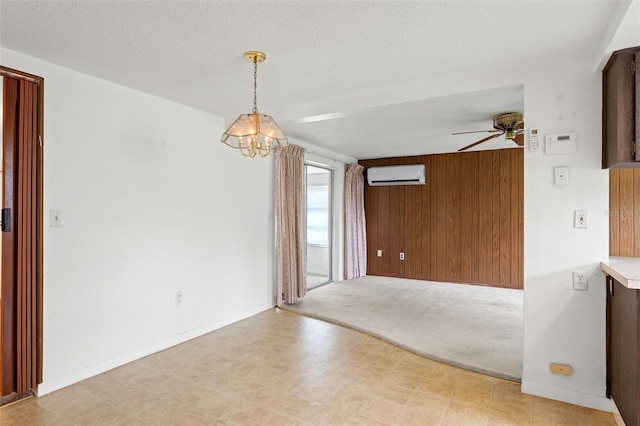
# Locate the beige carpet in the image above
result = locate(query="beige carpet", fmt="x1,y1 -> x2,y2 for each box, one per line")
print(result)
281,275 -> 523,381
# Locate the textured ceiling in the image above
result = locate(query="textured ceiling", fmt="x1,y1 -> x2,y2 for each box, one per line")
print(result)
0,1 -> 626,159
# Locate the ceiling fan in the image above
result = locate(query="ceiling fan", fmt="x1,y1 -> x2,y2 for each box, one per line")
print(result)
452,112 -> 525,152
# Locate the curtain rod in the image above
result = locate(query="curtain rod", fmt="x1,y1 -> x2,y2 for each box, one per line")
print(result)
303,148 -> 353,165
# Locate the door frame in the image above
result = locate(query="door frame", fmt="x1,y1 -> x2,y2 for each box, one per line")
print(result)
0,65 -> 44,404
304,162 -> 334,289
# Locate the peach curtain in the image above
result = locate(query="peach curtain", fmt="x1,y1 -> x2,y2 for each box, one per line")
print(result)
275,144 -> 307,305
345,163 -> 367,279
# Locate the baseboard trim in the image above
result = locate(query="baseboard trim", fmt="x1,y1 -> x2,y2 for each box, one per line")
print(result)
611,401 -> 625,426
521,380 -> 617,412
37,303 -> 273,396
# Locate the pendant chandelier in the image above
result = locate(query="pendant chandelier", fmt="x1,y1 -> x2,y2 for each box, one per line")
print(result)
221,51 -> 288,158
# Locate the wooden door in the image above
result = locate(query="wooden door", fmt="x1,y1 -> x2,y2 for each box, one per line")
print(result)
0,67 -> 43,405
636,51 -> 640,162
1,75 -> 18,400
608,278 -> 640,426
602,47 -> 638,168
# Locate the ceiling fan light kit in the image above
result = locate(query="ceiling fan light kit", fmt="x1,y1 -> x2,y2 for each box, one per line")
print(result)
453,112 -> 525,152
492,112 -> 524,132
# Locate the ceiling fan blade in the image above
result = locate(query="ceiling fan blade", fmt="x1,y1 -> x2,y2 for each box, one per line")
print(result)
513,132 -> 525,147
458,132 -> 504,152
452,129 -> 501,135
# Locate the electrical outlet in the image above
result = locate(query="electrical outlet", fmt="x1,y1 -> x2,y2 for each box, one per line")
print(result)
175,290 -> 183,305
573,272 -> 588,290
377,250 -> 382,257
400,252 -> 405,260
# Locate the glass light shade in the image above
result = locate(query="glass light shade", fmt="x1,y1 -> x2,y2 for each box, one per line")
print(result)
221,113 -> 288,158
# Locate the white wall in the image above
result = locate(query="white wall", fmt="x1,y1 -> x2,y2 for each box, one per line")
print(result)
1,48 -> 275,395
521,3 -> 638,410
521,58 -> 609,410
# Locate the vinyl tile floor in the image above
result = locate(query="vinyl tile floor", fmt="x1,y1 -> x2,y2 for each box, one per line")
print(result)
0,308 -> 617,425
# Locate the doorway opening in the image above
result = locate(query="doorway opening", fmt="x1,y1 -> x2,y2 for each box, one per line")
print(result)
305,164 -> 333,289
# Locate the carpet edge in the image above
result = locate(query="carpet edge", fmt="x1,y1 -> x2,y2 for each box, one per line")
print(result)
279,304 -> 522,383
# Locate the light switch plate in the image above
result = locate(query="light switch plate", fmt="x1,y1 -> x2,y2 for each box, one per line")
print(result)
50,210 -> 62,227
574,210 -> 589,229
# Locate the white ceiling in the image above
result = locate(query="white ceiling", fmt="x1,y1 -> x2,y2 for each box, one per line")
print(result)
284,85 -> 525,159
0,1 -> 627,159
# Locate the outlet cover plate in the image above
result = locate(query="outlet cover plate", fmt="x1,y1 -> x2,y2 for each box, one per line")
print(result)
50,210 -> 62,227
554,167 -> 569,186
573,272 -> 588,290
574,210 -> 589,229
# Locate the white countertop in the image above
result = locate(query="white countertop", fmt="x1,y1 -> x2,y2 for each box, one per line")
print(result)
601,257 -> 640,289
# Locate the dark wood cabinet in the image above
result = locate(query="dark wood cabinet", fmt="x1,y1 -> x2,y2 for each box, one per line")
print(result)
606,276 -> 640,425
602,46 -> 639,169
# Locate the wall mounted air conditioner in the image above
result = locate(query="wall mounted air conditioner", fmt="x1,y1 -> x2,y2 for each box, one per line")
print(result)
367,164 -> 426,186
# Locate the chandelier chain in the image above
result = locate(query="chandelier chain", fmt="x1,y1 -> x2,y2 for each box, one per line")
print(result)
252,56 -> 258,113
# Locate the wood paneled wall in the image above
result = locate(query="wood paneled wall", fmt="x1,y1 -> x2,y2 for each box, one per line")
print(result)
360,148 -> 523,289
609,168 -> 640,256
